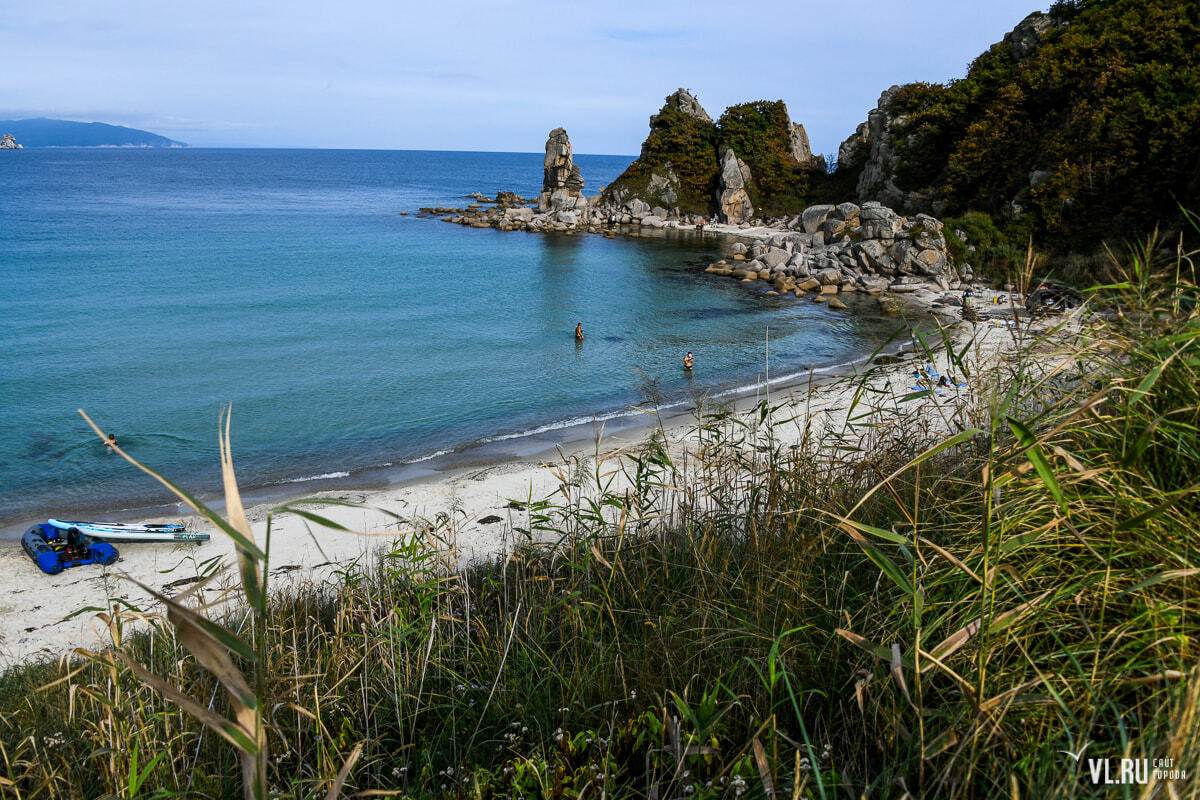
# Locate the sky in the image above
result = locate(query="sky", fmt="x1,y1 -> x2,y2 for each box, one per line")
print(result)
1,0 -> 1047,155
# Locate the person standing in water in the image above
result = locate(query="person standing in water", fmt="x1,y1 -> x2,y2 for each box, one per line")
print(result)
683,352 -> 694,370
104,433 -> 118,451
575,322 -> 584,341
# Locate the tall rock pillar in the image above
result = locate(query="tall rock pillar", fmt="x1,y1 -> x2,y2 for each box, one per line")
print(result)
537,128 -> 587,224
716,145 -> 754,224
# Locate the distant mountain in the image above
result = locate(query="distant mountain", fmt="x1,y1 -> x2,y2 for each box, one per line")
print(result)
0,118 -> 185,148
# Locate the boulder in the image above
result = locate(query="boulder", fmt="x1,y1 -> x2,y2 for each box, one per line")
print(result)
834,202 -> 861,222
813,295 -> 828,304
827,298 -> 848,311
914,248 -> 947,276
729,242 -> 748,256
859,276 -> 891,293
796,277 -> 821,291
914,213 -> 943,233
814,268 -> 842,286
821,218 -> 847,242
801,204 -> 834,234
820,284 -> 840,295
504,207 -> 535,222
860,202 -> 901,240
640,215 -> 666,228
625,198 -> 651,218
760,247 -> 790,269
0,133 -> 21,149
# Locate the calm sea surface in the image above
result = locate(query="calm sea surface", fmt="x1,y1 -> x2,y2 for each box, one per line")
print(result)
0,149 -> 903,529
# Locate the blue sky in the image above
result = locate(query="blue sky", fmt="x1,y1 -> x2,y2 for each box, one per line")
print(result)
1,0 -> 1045,154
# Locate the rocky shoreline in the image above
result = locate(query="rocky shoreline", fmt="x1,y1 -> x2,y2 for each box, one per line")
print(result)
415,124 -> 1015,326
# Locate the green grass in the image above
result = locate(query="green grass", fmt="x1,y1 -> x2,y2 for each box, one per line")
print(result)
1,235 -> 1198,798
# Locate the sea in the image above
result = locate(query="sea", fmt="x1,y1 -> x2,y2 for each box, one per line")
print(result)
0,148 -> 907,533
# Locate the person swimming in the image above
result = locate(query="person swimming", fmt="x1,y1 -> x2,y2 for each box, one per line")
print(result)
683,352 -> 694,370
104,433 -> 118,450
575,322 -> 584,341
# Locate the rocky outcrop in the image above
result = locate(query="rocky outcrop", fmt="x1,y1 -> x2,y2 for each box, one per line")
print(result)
716,146 -> 754,224
788,122 -> 823,170
1004,11 -> 1059,61
430,128 -> 604,233
838,85 -> 909,211
662,88 -> 712,125
0,133 -> 21,149
703,201 -> 967,302
537,128 -> 588,220
837,122 -> 868,173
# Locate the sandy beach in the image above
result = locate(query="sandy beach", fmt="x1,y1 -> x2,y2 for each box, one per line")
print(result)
0,287 -> 1052,666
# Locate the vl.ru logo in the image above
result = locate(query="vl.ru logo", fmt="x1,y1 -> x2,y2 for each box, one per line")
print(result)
1060,744 -> 1189,785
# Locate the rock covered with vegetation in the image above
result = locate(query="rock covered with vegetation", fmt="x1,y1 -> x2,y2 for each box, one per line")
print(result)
598,89 -> 826,223
837,0 -> 1200,254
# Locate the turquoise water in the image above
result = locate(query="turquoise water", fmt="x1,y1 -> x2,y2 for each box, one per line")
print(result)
0,149 -> 901,529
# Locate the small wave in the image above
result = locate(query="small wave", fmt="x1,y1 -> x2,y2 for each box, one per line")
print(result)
405,448 -> 454,464
277,471 -> 350,484
480,407 -> 651,443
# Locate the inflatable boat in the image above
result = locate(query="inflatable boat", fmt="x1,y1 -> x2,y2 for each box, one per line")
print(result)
47,519 -> 210,543
23,524 -> 119,575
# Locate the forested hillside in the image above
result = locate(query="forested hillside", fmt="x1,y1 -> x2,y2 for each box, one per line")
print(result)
840,0 -> 1200,253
